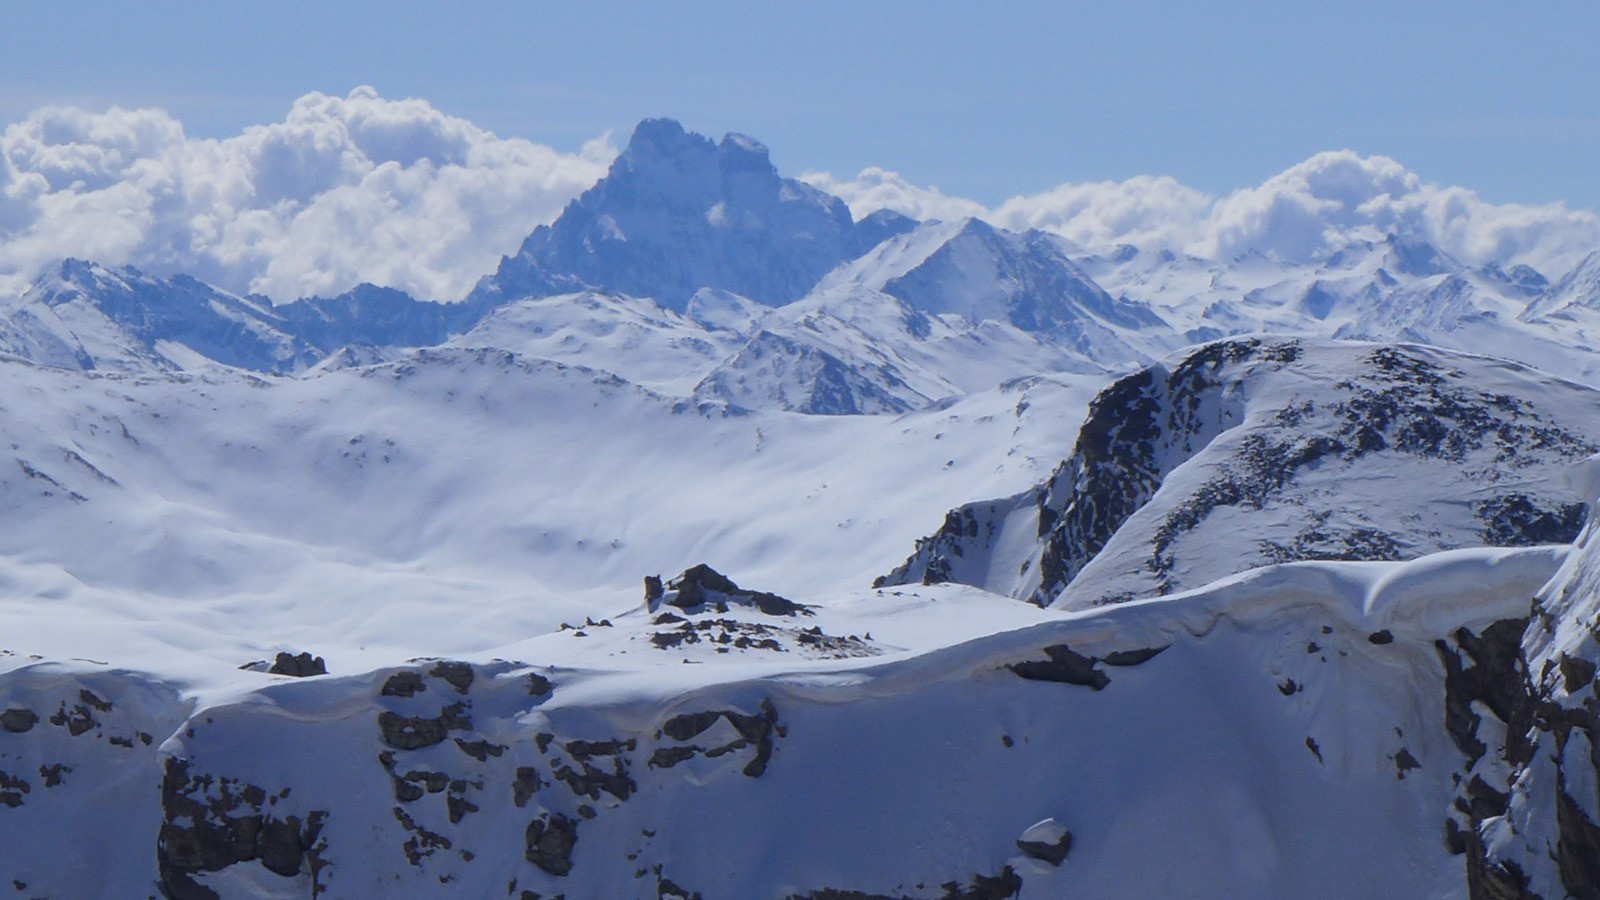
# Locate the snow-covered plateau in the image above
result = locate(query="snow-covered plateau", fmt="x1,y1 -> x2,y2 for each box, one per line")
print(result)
2,117 -> 1600,898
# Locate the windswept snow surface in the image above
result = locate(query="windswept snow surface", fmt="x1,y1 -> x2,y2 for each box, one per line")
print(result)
0,539 -> 1570,896
0,351 -> 1094,679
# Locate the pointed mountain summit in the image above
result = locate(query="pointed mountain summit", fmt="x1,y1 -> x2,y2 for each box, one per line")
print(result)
811,217 -> 1170,365
472,118 -> 913,310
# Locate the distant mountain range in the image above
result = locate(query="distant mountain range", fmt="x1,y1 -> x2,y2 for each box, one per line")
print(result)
4,118 -> 1598,414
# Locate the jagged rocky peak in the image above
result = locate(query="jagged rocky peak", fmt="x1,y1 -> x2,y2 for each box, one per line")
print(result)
472,118 -> 912,311
880,337 -> 1600,608
645,564 -> 812,617
608,118 -> 774,211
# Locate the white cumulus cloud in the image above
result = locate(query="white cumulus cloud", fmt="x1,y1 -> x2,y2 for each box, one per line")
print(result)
800,167 -> 987,224
5,94 -> 1596,301
0,87 -> 615,302
812,151 -> 1600,278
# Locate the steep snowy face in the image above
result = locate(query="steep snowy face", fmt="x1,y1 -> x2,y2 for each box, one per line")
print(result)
881,338 -> 1600,607
679,217 -> 1178,416
473,118 -> 907,310
690,283 -> 1119,416
691,329 -> 925,415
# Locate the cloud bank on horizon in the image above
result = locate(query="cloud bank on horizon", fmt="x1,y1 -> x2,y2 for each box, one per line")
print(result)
1,87 -> 1596,303
0,87 -> 614,302
807,156 -> 1600,277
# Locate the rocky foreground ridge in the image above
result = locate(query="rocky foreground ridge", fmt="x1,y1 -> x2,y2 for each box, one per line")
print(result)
3,518 -> 1600,899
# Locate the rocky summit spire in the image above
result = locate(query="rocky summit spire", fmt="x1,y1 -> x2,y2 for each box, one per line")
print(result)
470,118 -> 910,311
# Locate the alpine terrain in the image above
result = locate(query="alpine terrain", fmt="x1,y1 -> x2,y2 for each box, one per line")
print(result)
2,117 -> 1600,899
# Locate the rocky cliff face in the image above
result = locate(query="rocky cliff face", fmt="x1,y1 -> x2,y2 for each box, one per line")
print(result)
1453,458 -> 1600,899
880,338 -> 1599,607
472,118 -> 909,311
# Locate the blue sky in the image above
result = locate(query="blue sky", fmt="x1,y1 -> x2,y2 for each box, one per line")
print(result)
4,2 -> 1597,210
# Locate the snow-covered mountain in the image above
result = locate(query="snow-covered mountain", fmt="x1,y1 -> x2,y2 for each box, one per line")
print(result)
815,217 -> 1169,355
444,291 -> 745,396
0,259 -> 315,374
880,338 -> 1600,607
0,259 -> 480,375
1519,250 -> 1600,363
1082,234 -> 1600,385
3,114 -> 1600,897
471,118 -> 913,311
7,119 -> 1600,423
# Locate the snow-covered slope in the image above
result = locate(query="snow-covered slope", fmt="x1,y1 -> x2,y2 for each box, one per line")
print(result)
881,338 -> 1600,608
446,291 -> 745,395
0,349 -> 1096,678
0,532 -> 1574,896
1516,251 -> 1600,367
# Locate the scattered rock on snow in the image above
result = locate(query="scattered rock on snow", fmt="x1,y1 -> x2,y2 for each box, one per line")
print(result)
268,651 -> 327,677
1015,818 -> 1073,866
